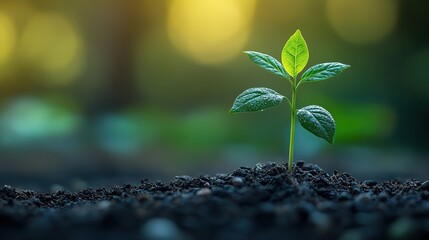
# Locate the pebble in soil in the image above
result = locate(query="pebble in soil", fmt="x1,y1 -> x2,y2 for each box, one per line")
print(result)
1,162 -> 429,240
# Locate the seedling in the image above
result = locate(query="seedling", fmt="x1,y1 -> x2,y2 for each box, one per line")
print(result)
230,29 -> 350,172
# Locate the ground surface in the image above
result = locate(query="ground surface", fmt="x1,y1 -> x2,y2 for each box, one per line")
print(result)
1,162 -> 429,240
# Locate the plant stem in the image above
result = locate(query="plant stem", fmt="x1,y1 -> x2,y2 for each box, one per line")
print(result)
288,84 -> 297,173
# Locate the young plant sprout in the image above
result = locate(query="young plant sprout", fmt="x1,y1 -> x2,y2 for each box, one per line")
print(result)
230,29 -> 350,172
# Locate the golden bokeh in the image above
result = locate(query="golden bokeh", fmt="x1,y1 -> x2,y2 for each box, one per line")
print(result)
326,0 -> 398,44
167,0 -> 256,65
19,13 -> 84,85
0,12 -> 16,66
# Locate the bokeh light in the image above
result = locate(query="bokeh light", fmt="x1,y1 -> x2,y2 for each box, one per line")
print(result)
19,13 -> 84,85
0,12 -> 16,66
326,0 -> 398,44
0,97 -> 81,144
167,0 -> 256,65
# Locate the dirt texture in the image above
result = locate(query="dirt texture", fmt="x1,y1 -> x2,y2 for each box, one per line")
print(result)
1,162 -> 429,240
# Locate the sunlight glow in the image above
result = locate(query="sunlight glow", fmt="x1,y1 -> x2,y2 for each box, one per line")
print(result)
19,13 -> 84,85
167,0 -> 256,65
0,12 -> 16,66
326,0 -> 398,44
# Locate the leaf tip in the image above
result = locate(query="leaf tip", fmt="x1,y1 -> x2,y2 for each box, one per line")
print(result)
282,29 -> 309,78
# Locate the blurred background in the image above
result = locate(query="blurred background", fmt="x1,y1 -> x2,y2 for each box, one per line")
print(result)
0,0 -> 428,191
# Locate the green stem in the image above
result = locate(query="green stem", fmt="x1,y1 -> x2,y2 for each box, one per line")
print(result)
288,84 -> 297,173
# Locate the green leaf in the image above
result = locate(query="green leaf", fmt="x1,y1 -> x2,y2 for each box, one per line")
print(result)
230,87 -> 285,113
297,105 -> 336,144
301,62 -> 350,82
281,29 -> 309,78
244,51 -> 291,79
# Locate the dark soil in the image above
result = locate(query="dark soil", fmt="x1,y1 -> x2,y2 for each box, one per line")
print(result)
1,162 -> 429,240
